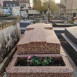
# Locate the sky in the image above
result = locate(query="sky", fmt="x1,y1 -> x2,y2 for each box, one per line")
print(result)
30,0 -> 33,7
55,0 -> 60,3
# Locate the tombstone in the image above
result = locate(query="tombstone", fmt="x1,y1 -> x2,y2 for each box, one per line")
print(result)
6,23 -> 73,77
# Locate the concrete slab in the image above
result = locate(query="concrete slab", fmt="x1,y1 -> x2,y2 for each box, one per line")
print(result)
53,27 -> 67,31
65,26 -> 77,40
62,34 -> 77,52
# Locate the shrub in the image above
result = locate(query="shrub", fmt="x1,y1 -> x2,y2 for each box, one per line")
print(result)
27,54 -> 52,66
68,20 -> 74,24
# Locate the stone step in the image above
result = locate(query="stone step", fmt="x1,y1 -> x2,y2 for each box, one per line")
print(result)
65,26 -> 77,46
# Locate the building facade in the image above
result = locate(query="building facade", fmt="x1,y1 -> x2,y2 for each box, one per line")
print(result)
14,0 -> 30,10
56,4 -> 66,17
3,1 -> 20,16
3,1 -> 19,7
61,0 -> 77,17
0,0 -> 12,7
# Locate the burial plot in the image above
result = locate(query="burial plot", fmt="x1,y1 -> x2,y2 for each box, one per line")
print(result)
6,23 -> 73,77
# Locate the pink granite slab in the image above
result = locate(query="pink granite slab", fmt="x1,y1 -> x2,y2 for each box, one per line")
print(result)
17,23 -> 61,54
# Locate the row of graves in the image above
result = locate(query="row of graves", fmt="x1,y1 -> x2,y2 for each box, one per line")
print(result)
51,19 -> 77,66
51,20 -> 75,39
6,23 -> 73,77
51,20 -> 74,27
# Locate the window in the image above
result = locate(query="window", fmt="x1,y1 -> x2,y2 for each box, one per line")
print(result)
13,4 -> 16,7
23,4 -> 26,7
6,4 -> 8,7
21,3 -> 26,7
10,4 -> 12,7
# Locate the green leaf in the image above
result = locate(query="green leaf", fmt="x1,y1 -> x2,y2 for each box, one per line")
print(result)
27,60 -> 30,62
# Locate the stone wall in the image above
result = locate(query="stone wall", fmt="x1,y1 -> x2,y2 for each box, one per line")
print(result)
0,16 -> 21,63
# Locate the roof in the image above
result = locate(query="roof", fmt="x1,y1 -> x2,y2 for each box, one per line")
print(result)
28,10 -> 40,14
17,0 -> 29,3
3,1 -> 19,7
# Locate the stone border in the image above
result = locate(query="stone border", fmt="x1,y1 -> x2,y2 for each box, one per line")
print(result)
6,54 -> 73,77
0,46 -> 16,75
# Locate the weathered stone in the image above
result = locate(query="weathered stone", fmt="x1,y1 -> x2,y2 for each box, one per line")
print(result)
0,46 -> 16,75
0,16 -> 21,30
0,16 -> 21,63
